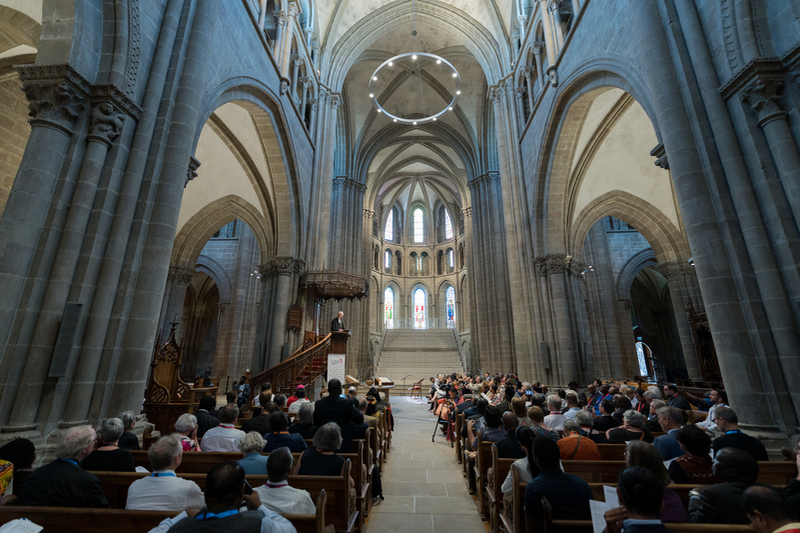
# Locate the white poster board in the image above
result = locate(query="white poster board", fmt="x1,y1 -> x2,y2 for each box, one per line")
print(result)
327,353 -> 346,385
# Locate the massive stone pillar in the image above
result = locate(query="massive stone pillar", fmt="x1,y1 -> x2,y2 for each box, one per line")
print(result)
656,262 -> 702,382
158,267 -> 195,340
263,257 -> 304,369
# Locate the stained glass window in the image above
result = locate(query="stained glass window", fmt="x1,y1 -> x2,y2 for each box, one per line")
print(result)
384,250 -> 391,269
448,249 -> 454,268
384,287 -> 394,329
444,209 -> 453,239
446,286 -> 456,328
414,288 -> 426,329
413,208 -> 424,243
384,209 -> 393,241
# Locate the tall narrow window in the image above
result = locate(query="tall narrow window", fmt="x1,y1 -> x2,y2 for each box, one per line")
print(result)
413,208 -> 424,243
384,287 -> 394,329
414,288 -> 426,329
446,286 -> 456,329
444,209 -> 453,240
384,209 -> 393,241
384,250 -> 391,269
448,249 -> 454,268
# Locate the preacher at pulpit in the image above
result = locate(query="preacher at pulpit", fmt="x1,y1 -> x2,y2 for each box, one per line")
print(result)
331,311 -> 345,332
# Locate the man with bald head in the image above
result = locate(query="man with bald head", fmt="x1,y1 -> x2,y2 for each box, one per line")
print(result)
495,412 -> 525,458
744,485 -> 800,533
689,447 -> 762,524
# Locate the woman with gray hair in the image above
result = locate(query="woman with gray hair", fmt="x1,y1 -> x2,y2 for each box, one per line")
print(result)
174,413 -> 200,452
288,401 -> 318,439
237,432 -> 268,475
295,422 -> 355,488
605,409 -> 654,444
574,409 -> 605,443
80,417 -> 136,472
117,411 -> 140,450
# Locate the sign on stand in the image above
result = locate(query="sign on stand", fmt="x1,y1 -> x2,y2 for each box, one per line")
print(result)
327,353 -> 346,385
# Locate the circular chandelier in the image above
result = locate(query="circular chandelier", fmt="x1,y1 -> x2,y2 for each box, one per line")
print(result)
367,0 -> 462,125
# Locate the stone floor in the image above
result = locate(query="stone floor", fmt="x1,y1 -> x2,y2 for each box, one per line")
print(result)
365,396 -> 488,533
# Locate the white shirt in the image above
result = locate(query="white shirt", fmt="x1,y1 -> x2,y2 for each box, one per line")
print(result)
146,505 -> 297,533
696,403 -> 728,431
201,424 -> 246,452
501,459 -> 533,494
126,470 -> 205,511
288,398 -> 309,413
544,412 -> 566,432
254,483 -> 315,514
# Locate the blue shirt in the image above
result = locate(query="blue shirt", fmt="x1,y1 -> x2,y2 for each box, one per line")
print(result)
653,428 -> 683,461
525,470 -> 592,520
238,452 -> 269,475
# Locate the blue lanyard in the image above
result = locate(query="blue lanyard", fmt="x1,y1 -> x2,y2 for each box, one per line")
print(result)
58,458 -> 78,466
150,472 -> 176,477
726,430 -> 742,434
197,509 -> 239,520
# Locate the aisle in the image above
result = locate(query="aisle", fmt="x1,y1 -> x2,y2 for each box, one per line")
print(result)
365,396 -> 487,533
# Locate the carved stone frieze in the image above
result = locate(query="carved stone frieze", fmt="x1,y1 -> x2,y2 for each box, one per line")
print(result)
185,156 -> 201,188
650,143 -> 669,170
87,102 -> 124,147
741,77 -> 787,127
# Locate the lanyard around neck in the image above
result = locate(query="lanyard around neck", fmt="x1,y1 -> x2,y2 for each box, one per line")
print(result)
197,509 -> 239,520
150,472 -> 176,477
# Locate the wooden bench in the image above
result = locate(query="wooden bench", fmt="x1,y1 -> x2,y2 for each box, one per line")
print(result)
485,445 -> 516,533
0,490 -> 333,533
454,412 -> 464,465
15,462 -> 358,533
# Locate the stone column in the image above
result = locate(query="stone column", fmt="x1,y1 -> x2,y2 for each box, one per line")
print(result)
299,78 -> 310,118
547,0 -> 565,49
258,0 -> 268,30
0,67 -> 85,365
537,2 -> 557,65
108,0 -> 220,417
274,11 -> 287,69
532,43 -> 545,87
524,67 -> 536,112
158,266 -> 195,339
265,257 -> 304,368
212,303 -> 231,380
656,262 -> 702,382
290,55 -> 302,99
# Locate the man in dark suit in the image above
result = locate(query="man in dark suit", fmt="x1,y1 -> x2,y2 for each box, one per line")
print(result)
689,447 -> 761,524
242,397 -> 276,435
712,407 -> 769,461
331,311 -> 345,332
314,379 -> 363,452
496,412 -> 525,459
592,400 -> 621,433
603,467 -> 673,533
195,395 -> 220,438
663,383 -> 691,410
11,425 -> 109,508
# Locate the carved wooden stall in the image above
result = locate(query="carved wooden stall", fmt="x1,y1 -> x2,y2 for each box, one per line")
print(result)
143,324 -> 218,436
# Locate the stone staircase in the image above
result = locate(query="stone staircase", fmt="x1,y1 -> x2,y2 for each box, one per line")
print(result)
375,329 -> 464,393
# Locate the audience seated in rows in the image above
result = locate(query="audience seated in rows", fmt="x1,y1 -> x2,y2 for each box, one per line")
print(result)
313,379 -> 363,453
237,432 -> 268,475
684,389 -> 729,432
643,399 -> 666,433
496,412 -> 526,459
0,438 -> 35,501
174,413 -> 201,452
543,395 -> 566,431
527,406 -> 559,441
288,387 -> 310,413
689,447 -> 761,524
285,385 -> 304,409
194,396 -> 220,438
117,410 -> 141,450
288,402 -> 318,439
563,391 -> 581,420
625,440 -> 688,523
11,425 -> 109,508
712,406 -> 769,461
295,422 -> 355,491
653,406 -> 684,460
254,447 -> 315,515
242,396 -> 276,435
264,412 -> 307,453
606,410 -> 654,444
663,383 -> 691,411
593,400 -> 621,433
667,425 -> 722,485
202,404 -> 245,452
558,420 -> 601,460
575,409 -> 606,444
612,394 -> 633,425
603,467 -> 672,533
127,434 -> 204,512
468,405 -> 507,451
147,461 -> 295,533
81,417 -> 136,472
744,485 -> 800,533
525,436 -> 592,528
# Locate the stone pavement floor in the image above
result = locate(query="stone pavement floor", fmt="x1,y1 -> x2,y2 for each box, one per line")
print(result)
365,396 -> 488,533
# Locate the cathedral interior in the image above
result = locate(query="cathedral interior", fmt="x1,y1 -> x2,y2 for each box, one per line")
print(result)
0,0 -> 799,454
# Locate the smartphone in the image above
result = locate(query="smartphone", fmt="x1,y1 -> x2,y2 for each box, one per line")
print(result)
244,479 -> 254,495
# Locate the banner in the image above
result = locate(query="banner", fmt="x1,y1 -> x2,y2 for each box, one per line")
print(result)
327,353 -> 346,384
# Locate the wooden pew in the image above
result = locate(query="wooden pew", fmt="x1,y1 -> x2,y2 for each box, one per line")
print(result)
14,462 -> 357,533
471,432 -> 492,519
454,412 -> 464,464
0,490 -> 333,533
595,444 -> 626,461
485,445 -> 516,533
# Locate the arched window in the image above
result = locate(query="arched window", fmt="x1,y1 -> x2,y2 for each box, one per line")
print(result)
384,209 -> 394,241
444,209 -> 453,240
414,288 -> 426,329
384,287 -> 394,329
384,250 -> 391,270
413,208 -> 424,243
448,249 -> 454,269
446,286 -> 456,329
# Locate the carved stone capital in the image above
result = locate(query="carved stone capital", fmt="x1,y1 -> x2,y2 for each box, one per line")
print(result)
21,82 -> 85,134
290,54 -> 303,67
523,66 -> 535,79
461,206 -> 472,218
532,42 -> 545,56
742,77 -> 786,127
287,1 -> 299,18
274,11 -> 287,27
185,156 -> 201,188
534,253 -> 577,276
263,256 -> 305,279
488,85 -> 504,105
650,143 -> 669,170
332,176 -> 346,191
299,77 -> 312,89
307,98 -> 318,111
87,102 -> 123,147
619,299 -> 633,311
655,261 -> 683,282
546,253 -> 570,274
329,94 -> 341,109
363,209 -> 374,219
515,87 -> 527,99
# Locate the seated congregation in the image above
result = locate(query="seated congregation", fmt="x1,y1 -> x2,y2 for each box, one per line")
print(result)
0,378 -> 391,533
431,372 -> 800,533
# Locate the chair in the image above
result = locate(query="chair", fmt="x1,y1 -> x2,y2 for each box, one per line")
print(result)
408,379 -> 423,399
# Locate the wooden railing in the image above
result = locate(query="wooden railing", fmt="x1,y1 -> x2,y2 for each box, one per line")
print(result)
250,333 -> 333,396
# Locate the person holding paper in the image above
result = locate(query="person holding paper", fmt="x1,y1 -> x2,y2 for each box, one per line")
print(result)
602,466 -> 672,533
